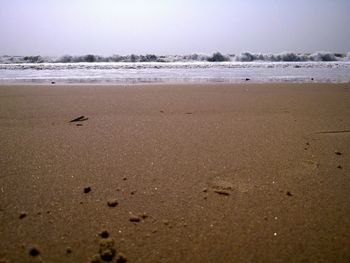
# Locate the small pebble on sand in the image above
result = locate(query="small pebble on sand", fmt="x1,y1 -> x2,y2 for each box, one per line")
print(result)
141,213 -> 148,219
99,230 -> 110,239
84,187 -> 92,193
107,199 -> 118,207
29,247 -> 40,257
116,253 -> 128,263
335,151 -> 342,155
19,212 -> 27,219
129,216 -> 141,222
286,191 -> 293,196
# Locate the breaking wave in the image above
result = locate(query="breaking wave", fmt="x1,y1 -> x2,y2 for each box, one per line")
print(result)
0,52 -> 349,64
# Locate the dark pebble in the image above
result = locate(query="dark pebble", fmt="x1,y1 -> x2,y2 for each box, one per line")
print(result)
335,151 -> 342,155
66,248 -> 72,254
337,165 -> 343,169
76,124 -> 83,126
116,253 -> 127,263
29,248 -> 40,257
245,78 -> 250,81
99,230 -> 109,239
107,199 -> 118,207
286,191 -> 293,196
100,250 -> 115,261
141,213 -> 148,219
129,216 -> 141,222
51,81 -> 55,84
84,187 -> 92,193
19,213 -> 27,219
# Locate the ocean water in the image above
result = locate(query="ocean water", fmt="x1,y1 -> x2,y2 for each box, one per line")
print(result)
0,61 -> 350,84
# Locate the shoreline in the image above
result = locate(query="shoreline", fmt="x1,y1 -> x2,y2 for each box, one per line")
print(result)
0,83 -> 349,262
1,78 -> 349,86
1,82 -> 350,87
1,61 -> 349,85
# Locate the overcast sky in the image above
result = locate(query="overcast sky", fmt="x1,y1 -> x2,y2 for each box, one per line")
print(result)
0,0 -> 349,56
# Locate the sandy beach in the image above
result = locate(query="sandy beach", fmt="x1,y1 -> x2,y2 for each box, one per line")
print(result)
0,83 -> 349,262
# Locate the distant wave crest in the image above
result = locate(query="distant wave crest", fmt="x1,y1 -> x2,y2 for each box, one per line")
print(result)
234,52 -> 349,62
0,52 -> 349,64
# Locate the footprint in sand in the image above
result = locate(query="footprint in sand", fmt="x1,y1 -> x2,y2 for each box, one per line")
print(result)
301,160 -> 320,171
90,231 -> 127,263
210,180 -> 234,196
207,168 -> 255,196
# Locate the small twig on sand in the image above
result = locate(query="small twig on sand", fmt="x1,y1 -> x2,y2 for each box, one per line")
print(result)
69,116 -> 89,122
314,130 -> 350,134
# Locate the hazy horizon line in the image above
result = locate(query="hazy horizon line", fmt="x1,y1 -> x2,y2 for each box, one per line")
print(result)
1,50 -> 350,57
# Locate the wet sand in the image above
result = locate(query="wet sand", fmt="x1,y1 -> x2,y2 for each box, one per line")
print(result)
0,83 -> 349,262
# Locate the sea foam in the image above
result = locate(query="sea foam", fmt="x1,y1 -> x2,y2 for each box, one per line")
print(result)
0,52 -> 349,64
